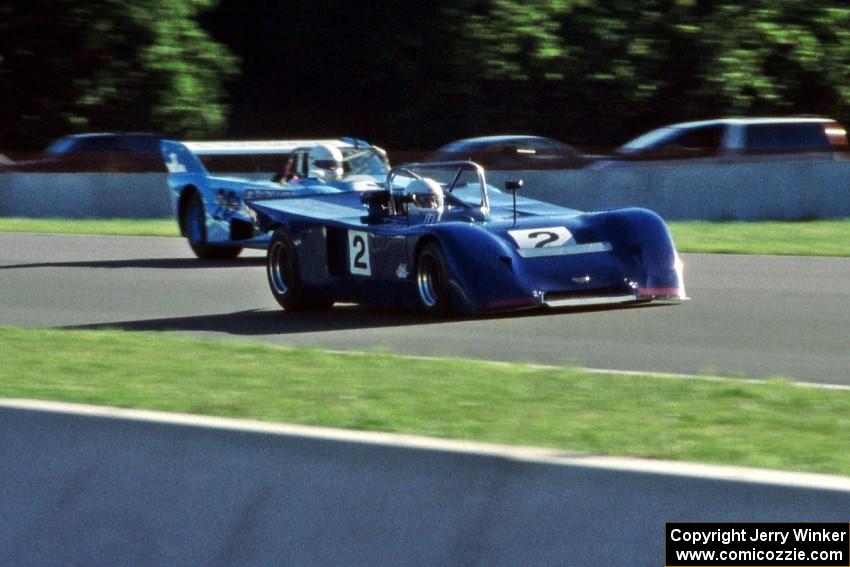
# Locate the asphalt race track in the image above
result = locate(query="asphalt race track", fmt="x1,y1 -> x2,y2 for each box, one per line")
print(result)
1,232 -> 848,385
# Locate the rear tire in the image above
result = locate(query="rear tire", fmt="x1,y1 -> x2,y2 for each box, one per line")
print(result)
183,192 -> 242,260
416,241 -> 453,314
267,228 -> 333,311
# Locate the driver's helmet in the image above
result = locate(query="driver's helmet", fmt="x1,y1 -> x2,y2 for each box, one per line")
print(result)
404,178 -> 444,213
308,144 -> 344,182
401,178 -> 444,224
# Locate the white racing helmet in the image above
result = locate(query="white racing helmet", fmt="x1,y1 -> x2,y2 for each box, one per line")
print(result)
308,144 -> 344,182
404,178 -> 444,213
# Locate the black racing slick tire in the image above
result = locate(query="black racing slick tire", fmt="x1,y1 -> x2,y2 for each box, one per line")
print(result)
416,241 -> 453,315
183,192 -> 242,260
266,229 -> 333,311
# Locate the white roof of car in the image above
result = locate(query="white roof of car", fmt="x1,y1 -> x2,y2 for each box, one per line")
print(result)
668,117 -> 836,129
183,139 -> 363,155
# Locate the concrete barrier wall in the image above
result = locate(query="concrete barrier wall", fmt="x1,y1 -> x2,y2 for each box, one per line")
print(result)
490,159 -> 850,220
2,401 -> 850,567
2,159 -> 849,220
0,173 -> 173,218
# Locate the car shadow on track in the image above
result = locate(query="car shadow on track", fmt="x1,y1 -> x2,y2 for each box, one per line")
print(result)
66,307 -> 442,334
64,302 -> 665,336
0,257 -> 265,270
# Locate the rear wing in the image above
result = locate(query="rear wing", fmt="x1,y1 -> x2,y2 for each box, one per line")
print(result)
160,139 -> 341,177
175,138 -> 378,179
182,138 -> 375,156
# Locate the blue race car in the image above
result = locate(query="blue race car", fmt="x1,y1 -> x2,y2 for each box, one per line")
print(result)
247,161 -> 687,314
161,138 -> 389,259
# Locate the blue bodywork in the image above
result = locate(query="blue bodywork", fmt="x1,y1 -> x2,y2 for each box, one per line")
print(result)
161,139 -> 386,257
248,161 -> 687,314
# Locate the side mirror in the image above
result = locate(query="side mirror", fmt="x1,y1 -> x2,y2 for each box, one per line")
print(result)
505,179 -> 523,192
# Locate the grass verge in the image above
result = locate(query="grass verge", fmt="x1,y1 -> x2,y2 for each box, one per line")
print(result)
2,326 -> 849,476
0,217 -> 178,237
1,217 -> 848,256
667,220 -> 850,256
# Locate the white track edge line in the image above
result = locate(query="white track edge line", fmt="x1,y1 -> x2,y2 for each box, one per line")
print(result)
319,348 -> 850,391
2,398 -> 849,492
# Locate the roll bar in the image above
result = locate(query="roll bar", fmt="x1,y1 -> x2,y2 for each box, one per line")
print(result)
385,160 -> 490,216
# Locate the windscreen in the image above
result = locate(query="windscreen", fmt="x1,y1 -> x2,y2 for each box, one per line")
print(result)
342,148 -> 388,177
392,164 -> 492,207
620,127 -> 679,153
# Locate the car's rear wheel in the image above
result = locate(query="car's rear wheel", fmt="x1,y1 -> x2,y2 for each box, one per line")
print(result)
183,192 -> 242,260
416,241 -> 452,314
267,228 -> 332,311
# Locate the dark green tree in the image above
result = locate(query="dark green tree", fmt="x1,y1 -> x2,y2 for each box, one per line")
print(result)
436,0 -> 569,138
0,0 -> 238,149
441,0 -> 850,147
202,0 -> 449,149
562,0 -> 850,141
694,2 -> 850,116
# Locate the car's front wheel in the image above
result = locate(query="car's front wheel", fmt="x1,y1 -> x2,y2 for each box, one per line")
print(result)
416,241 -> 453,315
267,228 -> 332,311
182,192 -> 242,260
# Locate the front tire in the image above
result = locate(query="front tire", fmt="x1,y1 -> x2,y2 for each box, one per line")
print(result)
182,192 -> 242,260
416,241 -> 453,314
267,229 -> 332,311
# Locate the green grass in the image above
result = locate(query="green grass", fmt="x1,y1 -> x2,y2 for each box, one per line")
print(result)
667,220 -> 850,256
2,326 -> 849,475
0,217 -> 178,237
1,217 -> 848,256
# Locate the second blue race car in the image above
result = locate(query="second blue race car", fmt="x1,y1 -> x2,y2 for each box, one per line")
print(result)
162,138 -> 389,259
246,161 -> 687,315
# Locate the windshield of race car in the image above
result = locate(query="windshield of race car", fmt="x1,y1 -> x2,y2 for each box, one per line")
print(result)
392,165 -> 497,208
342,148 -> 388,177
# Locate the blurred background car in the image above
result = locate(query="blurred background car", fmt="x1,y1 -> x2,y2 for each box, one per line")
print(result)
597,117 -> 848,166
423,135 -> 592,170
7,132 -> 168,172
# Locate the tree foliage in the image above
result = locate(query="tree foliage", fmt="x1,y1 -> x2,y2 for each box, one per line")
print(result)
3,0 -> 850,150
0,0 -> 237,148
448,0 -> 850,144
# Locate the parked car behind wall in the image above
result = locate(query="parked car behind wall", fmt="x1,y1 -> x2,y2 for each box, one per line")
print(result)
7,132 -> 168,172
424,135 -> 592,170
595,117 -> 848,167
